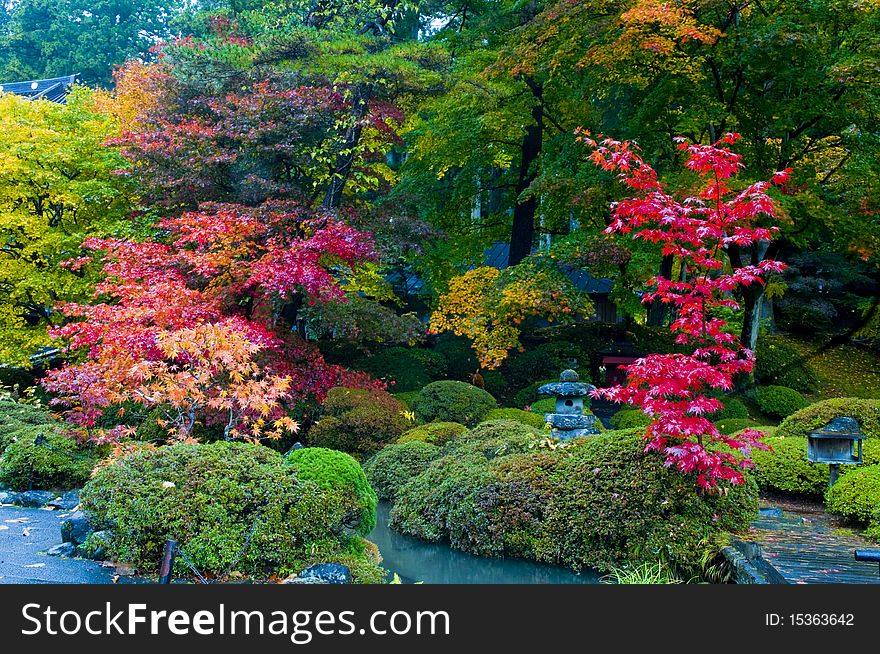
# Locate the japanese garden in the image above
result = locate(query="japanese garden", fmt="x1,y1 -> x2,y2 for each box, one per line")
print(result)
0,0 -> 879,585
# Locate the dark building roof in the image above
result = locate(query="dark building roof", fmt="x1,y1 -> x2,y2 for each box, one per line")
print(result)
0,74 -> 79,103
482,242 -> 614,294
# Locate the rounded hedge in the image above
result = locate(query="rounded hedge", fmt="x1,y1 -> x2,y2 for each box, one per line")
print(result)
484,408 -> 548,430
82,441 -> 383,579
755,386 -> 808,419
527,397 -> 556,413
0,400 -> 56,454
0,426 -> 108,491
285,447 -> 378,535
450,419 -> 545,459
513,379 -> 559,409
397,422 -> 468,446
308,387 -> 409,458
776,398 -> 880,440
389,428 -> 757,576
710,397 -> 750,421
412,381 -> 496,427
362,441 -> 442,500
714,418 -> 768,435
609,409 -> 652,430
825,464 -> 880,539
351,347 -> 446,392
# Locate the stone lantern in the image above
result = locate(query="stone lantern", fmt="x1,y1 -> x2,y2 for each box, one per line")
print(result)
807,416 -> 866,487
537,369 -> 599,441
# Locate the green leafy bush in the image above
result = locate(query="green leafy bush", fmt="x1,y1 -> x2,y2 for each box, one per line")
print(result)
0,400 -> 56,454
527,397 -> 556,413
351,347 -> 447,392
513,379 -> 559,409
714,418 -> 767,435
0,426 -> 108,490
433,333 -> 478,381
501,343 -> 588,392
825,464 -> 880,541
609,409 -> 652,430
82,441 -> 383,580
710,397 -> 750,421
389,428 -> 757,576
285,448 -> 378,535
776,398 -> 880,440
412,381 -> 496,426
755,337 -> 818,392
391,391 -> 420,409
308,387 -> 409,458
750,437 -> 830,496
485,408 -> 548,430
755,386 -> 808,418
397,422 -> 468,446
362,441 -> 442,500
450,419 -> 545,458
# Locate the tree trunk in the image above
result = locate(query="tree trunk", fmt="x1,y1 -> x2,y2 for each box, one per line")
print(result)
323,83 -> 371,210
647,254 -> 674,326
508,77 -> 543,267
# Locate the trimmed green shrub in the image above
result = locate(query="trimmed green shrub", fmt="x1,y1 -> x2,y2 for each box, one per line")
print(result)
390,428 -> 757,576
755,386 -> 808,418
528,397 -> 556,413
750,436 -> 880,497
391,391 -> 420,409
308,387 -> 409,458
397,422 -> 468,446
363,441 -> 442,500
513,379 -> 558,409
825,464 -> 880,540
433,333 -> 478,381
449,419 -> 545,459
501,343 -> 588,392
481,370 -> 510,402
485,408 -> 548,430
82,441 -> 383,580
750,437 -> 830,496
715,418 -> 767,435
285,448 -> 378,535
412,381 -> 496,427
0,426 -> 108,491
610,409 -> 652,430
0,400 -> 56,454
710,397 -> 749,421
755,337 -> 818,392
776,398 -> 880,440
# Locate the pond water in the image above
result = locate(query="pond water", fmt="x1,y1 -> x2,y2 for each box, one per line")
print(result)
367,502 -> 601,584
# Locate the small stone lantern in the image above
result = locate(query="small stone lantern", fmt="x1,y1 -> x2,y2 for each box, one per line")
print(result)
537,369 -> 599,441
807,416 -> 866,486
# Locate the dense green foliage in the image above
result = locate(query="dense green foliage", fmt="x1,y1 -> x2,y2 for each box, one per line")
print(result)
710,397 -> 750,421
397,421 -> 468,446
411,381 -> 496,427
776,398 -> 880,440
0,424 -> 107,490
388,428 -> 757,576
825,464 -> 880,541
82,441 -> 383,580
284,447 -> 378,535
755,386 -> 808,419
484,408 -> 548,430
362,441 -> 442,501
0,399 -> 56,453
609,409 -> 652,430
308,387 -> 409,459
350,347 -> 446,392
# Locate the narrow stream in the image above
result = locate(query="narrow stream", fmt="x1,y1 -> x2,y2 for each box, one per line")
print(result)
368,502 -> 601,584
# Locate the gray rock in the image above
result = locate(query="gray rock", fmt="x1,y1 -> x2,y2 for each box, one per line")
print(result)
283,576 -> 328,584
0,491 -> 18,504
47,542 -> 77,557
47,490 -> 80,510
14,490 -> 57,508
77,530 -> 111,560
296,563 -> 351,585
60,511 -> 93,546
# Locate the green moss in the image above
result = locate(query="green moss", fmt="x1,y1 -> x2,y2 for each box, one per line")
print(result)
412,381 -> 496,427
82,441 -> 383,579
776,398 -> 880,440
285,447 -> 378,535
710,397 -> 750,421
0,426 -> 108,490
363,441 -> 443,500
527,397 -> 556,413
609,409 -> 652,430
755,386 -> 808,419
714,418 -> 768,435
755,336 -> 819,392
397,421 -> 468,446
485,408 -> 548,430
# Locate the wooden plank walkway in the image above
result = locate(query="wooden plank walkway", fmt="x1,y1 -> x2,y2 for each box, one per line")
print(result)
750,507 -> 880,584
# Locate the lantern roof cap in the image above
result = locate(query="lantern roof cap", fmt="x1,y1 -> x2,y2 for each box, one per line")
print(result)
538,370 -> 595,398
808,416 -> 866,439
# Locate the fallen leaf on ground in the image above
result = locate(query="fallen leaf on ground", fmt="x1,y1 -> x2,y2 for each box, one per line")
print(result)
23,563 -> 45,568
22,527 -> 30,536
5,518 -> 28,523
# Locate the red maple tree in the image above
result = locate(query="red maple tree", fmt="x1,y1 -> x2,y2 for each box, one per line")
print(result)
44,201 -> 378,442
580,130 -> 790,489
